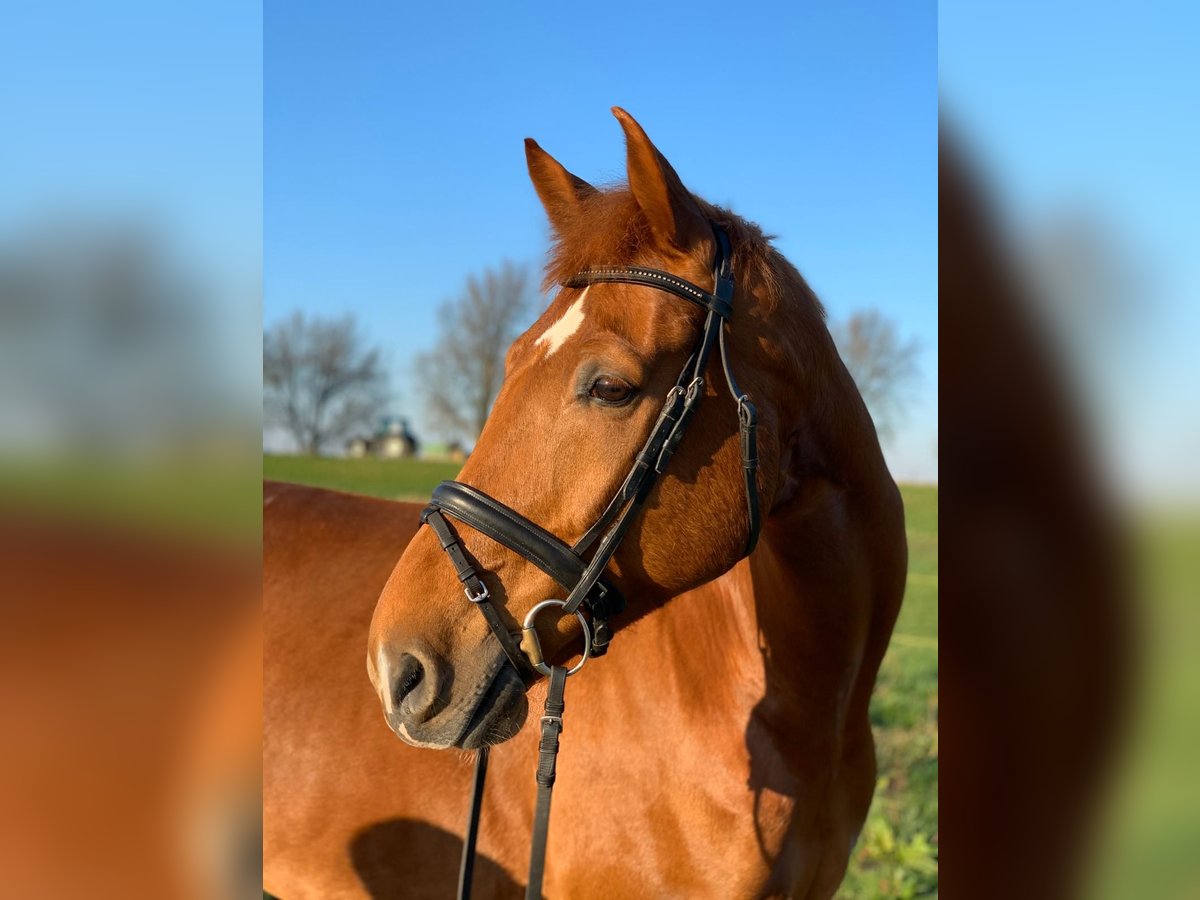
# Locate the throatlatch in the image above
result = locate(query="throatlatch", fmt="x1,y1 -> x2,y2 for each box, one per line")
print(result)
421,222 -> 760,899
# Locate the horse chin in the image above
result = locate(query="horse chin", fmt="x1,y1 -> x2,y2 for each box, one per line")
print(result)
457,665 -> 528,749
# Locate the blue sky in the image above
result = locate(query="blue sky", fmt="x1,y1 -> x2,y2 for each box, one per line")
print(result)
3,1 -> 260,255
2,0 -> 262,421
940,0 -> 1200,497
265,0 -> 939,480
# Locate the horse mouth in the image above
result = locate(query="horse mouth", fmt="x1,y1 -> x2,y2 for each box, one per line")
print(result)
458,665 -> 528,749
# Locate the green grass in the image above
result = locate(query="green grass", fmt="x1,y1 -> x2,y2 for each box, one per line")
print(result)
1084,515 -> 1200,900
266,456 -> 939,896
264,454 -> 463,501
0,457 -> 261,543
839,484 -> 938,899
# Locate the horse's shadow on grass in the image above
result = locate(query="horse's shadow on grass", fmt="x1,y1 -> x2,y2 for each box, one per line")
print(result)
349,819 -> 522,899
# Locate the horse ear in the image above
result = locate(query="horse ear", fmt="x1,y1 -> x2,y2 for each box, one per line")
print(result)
612,106 -> 709,252
525,138 -> 596,234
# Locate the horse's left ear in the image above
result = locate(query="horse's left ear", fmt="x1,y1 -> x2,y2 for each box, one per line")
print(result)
525,138 -> 596,235
613,107 -> 709,252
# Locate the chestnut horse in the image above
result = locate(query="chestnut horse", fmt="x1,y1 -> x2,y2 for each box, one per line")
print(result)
264,108 -> 906,898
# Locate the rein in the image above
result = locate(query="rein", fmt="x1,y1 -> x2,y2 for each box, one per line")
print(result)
420,223 -> 760,899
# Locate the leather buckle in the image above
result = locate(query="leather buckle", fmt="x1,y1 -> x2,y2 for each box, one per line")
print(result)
590,618 -> 612,657
737,395 -> 759,469
656,378 -> 704,473
737,394 -> 757,428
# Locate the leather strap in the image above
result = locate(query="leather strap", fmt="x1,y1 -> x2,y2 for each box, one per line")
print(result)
456,747 -> 489,900
719,320 -> 761,556
559,378 -> 692,616
559,238 -> 741,614
426,482 -> 624,621
571,379 -> 689,556
525,665 -> 567,900
422,508 -> 538,682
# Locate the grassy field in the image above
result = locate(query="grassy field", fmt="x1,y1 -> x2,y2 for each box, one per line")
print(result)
264,454 -> 464,501
265,455 -> 938,896
841,484 -> 938,899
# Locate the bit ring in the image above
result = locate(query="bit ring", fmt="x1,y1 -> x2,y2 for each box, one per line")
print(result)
520,599 -> 591,677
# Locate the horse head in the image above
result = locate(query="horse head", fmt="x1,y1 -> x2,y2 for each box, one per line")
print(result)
367,108 -> 833,750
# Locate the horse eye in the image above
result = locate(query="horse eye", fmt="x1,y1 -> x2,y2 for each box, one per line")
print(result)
588,376 -> 634,405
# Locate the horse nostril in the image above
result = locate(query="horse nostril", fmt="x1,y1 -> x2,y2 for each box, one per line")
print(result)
392,653 -> 425,710
380,645 -> 445,728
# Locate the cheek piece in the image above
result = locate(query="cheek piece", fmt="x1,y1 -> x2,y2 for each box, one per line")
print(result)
418,223 -> 760,900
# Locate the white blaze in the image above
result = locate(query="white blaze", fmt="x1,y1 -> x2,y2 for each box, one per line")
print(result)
534,288 -> 588,357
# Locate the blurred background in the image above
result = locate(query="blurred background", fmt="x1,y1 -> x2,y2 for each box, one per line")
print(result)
940,2 -> 1199,898
1,1 -> 261,899
3,0 -> 1198,896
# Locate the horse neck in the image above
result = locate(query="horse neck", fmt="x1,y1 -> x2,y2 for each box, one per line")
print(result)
665,249 -> 904,721
601,247 -> 901,732
610,535 -> 852,743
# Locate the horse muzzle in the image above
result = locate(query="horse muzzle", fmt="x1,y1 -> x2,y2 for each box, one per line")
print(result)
372,639 -> 528,750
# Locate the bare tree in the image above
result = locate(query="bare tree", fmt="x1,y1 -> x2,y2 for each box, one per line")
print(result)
264,312 -> 387,455
832,309 -> 921,441
414,262 -> 533,443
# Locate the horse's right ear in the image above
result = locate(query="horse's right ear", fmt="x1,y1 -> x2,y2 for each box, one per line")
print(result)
525,138 -> 596,235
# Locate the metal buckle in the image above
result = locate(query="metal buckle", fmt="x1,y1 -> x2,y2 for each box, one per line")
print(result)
655,377 -> 704,474
661,384 -> 686,419
737,394 -> 756,427
520,599 -> 591,677
464,583 -> 490,604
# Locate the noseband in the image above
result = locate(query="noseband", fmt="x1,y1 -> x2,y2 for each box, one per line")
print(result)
420,223 -> 760,899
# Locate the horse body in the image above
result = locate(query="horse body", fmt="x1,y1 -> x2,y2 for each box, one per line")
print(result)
265,460 -> 902,898
266,108 -> 905,898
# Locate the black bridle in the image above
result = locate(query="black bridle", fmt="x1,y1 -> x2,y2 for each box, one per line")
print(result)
420,223 -> 760,899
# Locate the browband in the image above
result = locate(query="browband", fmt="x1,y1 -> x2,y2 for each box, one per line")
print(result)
563,266 -> 733,320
